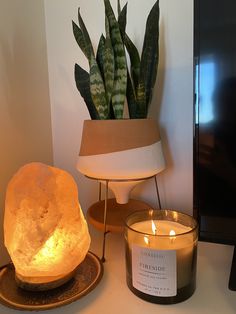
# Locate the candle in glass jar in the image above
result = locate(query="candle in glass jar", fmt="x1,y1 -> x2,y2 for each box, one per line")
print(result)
131,220 -> 194,289
125,210 -> 198,304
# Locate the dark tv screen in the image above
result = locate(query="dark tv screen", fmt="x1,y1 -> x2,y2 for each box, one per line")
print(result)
194,0 -> 236,245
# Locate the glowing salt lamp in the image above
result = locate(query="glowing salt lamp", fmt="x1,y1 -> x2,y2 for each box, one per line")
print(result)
4,162 -> 90,290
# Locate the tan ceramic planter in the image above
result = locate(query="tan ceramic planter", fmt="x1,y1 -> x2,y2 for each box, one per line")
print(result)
77,119 -> 165,204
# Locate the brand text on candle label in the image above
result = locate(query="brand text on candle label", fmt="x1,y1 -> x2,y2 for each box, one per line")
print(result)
132,245 -> 177,297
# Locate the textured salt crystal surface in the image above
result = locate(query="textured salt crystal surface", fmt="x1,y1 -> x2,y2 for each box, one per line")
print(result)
4,162 -> 90,278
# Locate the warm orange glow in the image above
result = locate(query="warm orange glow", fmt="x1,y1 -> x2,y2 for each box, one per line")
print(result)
151,220 -> 157,235
169,230 -> 176,237
144,236 -> 149,245
173,211 -> 178,221
32,229 -> 65,266
4,162 -> 91,279
169,229 -> 176,244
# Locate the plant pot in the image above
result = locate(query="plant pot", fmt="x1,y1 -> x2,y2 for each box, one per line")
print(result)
77,119 -> 165,204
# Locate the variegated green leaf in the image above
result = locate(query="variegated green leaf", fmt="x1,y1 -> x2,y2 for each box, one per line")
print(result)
104,16 -> 115,106
125,34 -> 140,92
117,0 -> 121,15
74,64 -> 100,119
78,8 -> 94,61
90,55 -> 109,119
140,0 -> 159,108
96,35 -> 106,80
118,2 -> 127,40
118,3 -> 140,116
126,71 -> 138,119
104,0 -> 127,119
72,21 -> 90,59
135,81 -> 147,118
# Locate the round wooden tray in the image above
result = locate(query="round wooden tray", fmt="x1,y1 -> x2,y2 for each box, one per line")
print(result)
87,198 -> 153,233
0,252 -> 103,311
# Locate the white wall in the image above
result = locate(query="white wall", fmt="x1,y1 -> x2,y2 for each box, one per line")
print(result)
0,0 -> 53,265
44,0 -> 193,213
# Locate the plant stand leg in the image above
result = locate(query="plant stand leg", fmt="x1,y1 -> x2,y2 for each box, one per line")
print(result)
98,181 -> 102,201
154,176 -> 162,209
101,180 -> 109,263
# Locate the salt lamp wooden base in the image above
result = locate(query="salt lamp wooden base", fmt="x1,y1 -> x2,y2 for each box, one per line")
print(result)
15,270 -> 77,292
0,252 -> 103,311
87,198 -> 153,233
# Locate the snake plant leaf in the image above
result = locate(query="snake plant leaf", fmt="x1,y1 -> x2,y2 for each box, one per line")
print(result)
104,16 -> 115,107
118,2 -> 127,40
78,8 -> 95,61
104,0 -> 127,119
136,81 -> 147,118
126,71 -> 138,119
96,34 -> 106,80
72,21 -> 90,60
140,0 -> 159,107
90,55 -> 109,119
74,64 -> 100,120
117,0 -> 121,15
125,34 -> 140,92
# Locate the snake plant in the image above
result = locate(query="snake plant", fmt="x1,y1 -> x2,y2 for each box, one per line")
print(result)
73,0 -> 159,120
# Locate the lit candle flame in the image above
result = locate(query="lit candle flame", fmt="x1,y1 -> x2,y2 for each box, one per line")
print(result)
151,220 -> 157,235
169,230 -> 176,244
169,230 -> 176,237
144,236 -> 149,246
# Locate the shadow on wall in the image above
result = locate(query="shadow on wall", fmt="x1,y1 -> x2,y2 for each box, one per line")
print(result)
0,31 -> 33,266
148,19 -> 173,171
0,3 -> 53,266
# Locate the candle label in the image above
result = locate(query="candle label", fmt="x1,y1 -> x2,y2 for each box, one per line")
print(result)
132,245 -> 177,297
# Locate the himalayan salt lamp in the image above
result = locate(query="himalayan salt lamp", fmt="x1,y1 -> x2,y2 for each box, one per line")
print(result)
4,162 -> 90,290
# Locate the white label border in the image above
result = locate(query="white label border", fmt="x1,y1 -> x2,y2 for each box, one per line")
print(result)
132,244 -> 177,297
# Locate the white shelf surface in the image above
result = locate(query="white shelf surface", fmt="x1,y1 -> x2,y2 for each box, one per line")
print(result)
0,227 -> 236,314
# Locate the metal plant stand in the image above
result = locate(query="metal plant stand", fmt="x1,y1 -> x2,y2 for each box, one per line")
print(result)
85,175 -> 162,263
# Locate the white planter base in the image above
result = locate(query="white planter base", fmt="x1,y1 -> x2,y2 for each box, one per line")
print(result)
77,119 -> 165,205
100,180 -> 144,204
77,142 -> 165,204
